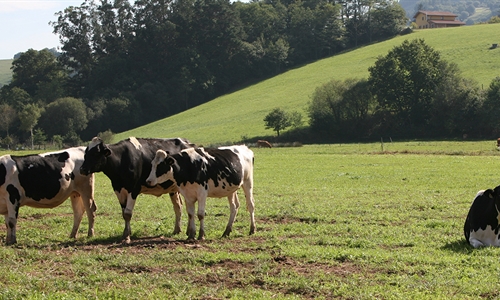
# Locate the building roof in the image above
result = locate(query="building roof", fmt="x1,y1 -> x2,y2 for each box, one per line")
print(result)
413,10 -> 459,19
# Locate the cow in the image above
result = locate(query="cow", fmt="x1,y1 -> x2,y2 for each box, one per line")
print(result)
79,137 -> 194,243
257,140 -> 272,148
464,185 -> 500,248
0,147 -> 96,245
146,145 -> 256,240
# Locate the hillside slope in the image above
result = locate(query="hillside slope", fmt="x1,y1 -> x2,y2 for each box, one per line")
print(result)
116,24 -> 500,145
0,59 -> 13,87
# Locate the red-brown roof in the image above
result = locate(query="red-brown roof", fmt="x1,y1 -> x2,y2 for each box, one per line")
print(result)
413,10 -> 459,19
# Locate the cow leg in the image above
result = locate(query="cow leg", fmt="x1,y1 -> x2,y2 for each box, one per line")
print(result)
197,196 -> 207,240
69,194 -> 85,239
122,193 -> 137,244
243,181 -> 256,235
116,189 -> 134,243
79,177 -> 97,238
4,214 -> 17,245
169,192 -> 182,235
222,192 -> 240,238
185,198 -> 197,240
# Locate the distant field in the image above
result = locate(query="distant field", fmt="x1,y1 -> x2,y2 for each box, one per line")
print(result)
0,59 -> 12,87
116,24 -> 500,145
1,142 -> 500,298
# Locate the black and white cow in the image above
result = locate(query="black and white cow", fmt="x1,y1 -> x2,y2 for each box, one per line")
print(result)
146,145 -> 256,240
464,185 -> 500,248
79,137 -> 194,243
0,147 -> 96,245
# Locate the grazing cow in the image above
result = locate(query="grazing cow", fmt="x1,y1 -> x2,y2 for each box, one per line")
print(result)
464,185 -> 500,248
257,140 -> 272,148
146,145 -> 256,240
0,147 -> 96,245
497,138 -> 500,149
79,137 -> 194,243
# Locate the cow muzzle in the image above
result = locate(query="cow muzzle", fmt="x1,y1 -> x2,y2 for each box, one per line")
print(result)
146,178 -> 157,187
80,166 -> 90,176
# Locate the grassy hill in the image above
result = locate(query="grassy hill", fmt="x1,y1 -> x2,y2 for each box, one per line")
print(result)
115,24 -> 500,145
0,59 -> 13,87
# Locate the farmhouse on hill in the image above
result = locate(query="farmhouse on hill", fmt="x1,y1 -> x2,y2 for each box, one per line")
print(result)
413,11 -> 466,29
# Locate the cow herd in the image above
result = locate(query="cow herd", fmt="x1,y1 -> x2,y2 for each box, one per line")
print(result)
0,137 -> 256,245
1,136 -> 500,248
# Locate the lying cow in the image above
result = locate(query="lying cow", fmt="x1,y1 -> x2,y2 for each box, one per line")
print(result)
146,145 -> 256,240
464,185 -> 500,248
80,137 -> 194,243
0,147 -> 96,245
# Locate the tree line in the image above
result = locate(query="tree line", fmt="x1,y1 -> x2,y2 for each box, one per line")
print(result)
0,0 -> 407,148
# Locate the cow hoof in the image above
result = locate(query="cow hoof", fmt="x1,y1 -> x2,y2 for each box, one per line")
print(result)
121,238 -> 131,244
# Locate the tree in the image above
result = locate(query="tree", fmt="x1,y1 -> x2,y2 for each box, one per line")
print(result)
0,104 -> 17,136
18,104 -> 42,150
308,78 -> 373,137
33,129 -> 47,150
10,49 -> 66,102
264,107 -> 292,136
39,97 -> 88,139
368,39 -> 447,135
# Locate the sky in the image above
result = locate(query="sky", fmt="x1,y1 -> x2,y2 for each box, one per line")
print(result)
0,0 -> 83,60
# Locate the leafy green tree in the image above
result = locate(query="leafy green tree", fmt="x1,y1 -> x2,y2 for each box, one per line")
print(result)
370,1 -> 407,40
0,104 -> 17,136
18,104 -> 42,150
33,129 -> 47,150
10,49 -> 66,102
0,86 -> 32,110
308,78 -> 373,137
39,97 -> 88,139
264,107 -> 293,136
368,39 -> 447,134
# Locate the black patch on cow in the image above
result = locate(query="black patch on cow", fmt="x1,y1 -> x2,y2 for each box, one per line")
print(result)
0,163 -> 6,187
11,152 -> 69,201
164,148 -> 244,189
159,179 -> 175,190
7,184 -> 20,205
464,186 -> 500,242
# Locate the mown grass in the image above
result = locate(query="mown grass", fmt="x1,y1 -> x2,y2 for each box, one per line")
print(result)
115,23 -> 500,145
1,141 -> 500,299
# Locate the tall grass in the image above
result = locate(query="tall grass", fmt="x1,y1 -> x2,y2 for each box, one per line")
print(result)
0,142 -> 499,298
116,24 -> 500,145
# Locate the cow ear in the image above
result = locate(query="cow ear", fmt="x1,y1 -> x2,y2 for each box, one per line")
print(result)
166,156 -> 175,166
102,145 -> 111,157
494,186 -> 500,197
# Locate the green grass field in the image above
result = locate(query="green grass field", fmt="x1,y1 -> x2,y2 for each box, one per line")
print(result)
115,24 -> 500,145
1,141 -> 500,299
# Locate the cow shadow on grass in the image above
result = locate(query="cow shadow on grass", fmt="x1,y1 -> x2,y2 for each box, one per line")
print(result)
13,234 -> 198,250
441,239 -> 475,254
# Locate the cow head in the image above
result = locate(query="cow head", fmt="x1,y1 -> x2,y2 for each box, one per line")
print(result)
80,137 -> 111,175
146,150 -> 175,186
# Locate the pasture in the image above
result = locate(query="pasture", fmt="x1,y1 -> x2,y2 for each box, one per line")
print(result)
0,140 -> 499,299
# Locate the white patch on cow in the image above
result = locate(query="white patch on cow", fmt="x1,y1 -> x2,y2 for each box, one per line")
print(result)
88,137 -> 102,150
129,137 -> 142,150
469,226 -> 500,248
184,148 -> 210,164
